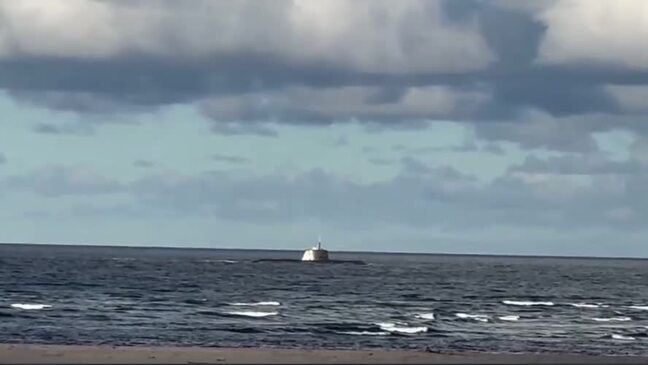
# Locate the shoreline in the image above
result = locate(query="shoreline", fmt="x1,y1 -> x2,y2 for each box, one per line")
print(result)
1,344 -> 648,364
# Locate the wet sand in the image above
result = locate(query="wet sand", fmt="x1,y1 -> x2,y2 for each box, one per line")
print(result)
1,344 -> 648,364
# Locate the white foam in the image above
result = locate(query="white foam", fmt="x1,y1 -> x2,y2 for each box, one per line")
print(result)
376,322 -> 428,334
592,317 -> 631,322
11,303 -> 52,310
569,303 -> 607,309
228,301 -> 281,306
220,260 -> 238,264
612,334 -> 635,341
628,305 -> 648,311
455,313 -> 489,322
225,311 -> 278,318
503,300 -> 554,306
414,313 -> 435,320
341,331 -> 389,336
499,315 -> 520,321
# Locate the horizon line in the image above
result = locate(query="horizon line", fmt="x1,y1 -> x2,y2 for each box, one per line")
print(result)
0,241 -> 646,261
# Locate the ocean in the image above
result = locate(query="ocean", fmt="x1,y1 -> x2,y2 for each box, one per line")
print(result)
1,243 -> 648,355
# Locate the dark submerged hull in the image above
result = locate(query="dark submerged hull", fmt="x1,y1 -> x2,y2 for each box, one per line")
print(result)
252,259 -> 366,265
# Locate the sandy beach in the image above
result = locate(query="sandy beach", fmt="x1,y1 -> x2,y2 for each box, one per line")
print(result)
1,344 -> 647,364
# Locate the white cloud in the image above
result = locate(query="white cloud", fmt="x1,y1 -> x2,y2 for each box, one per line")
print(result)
0,0 -> 494,73
536,0 -> 648,69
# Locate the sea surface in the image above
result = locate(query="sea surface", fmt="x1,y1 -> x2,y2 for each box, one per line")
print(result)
2,244 -> 648,355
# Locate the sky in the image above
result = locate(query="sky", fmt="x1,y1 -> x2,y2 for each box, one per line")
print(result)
1,0 -> 648,257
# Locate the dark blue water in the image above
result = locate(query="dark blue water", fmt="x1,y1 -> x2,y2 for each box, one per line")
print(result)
2,244 -> 648,355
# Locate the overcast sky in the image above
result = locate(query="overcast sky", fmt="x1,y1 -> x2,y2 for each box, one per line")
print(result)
1,0 -> 648,257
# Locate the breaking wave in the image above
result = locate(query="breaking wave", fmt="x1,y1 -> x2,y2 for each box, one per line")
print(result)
376,322 -> 428,334
610,334 -> 635,341
223,311 -> 278,318
341,331 -> 390,336
414,313 -> 435,320
628,305 -> 648,311
455,313 -> 489,322
11,304 -> 52,310
499,315 -> 520,321
569,303 -> 607,309
503,300 -> 554,306
591,317 -> 631,322
228,301 -> 281,306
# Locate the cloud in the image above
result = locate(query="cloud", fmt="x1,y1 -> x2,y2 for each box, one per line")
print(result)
200,85 -> 490,126
212,154 -> 248,164
391,134 -> 505,155
209,121 -> 278,137
5,165 -> 123,196
128,165 -> 483,227
606,85 -> 648,113
0,0 -> 648,152
4,154 -> 648,241
0,1 -> 494,73
133,160 -> 155,168
473,109 -> 601,152
536,0 -> 648,70
630,137 -> 648,165
119,156 -> 648,231
32,122 -> 95,135
509,154 -> 643,175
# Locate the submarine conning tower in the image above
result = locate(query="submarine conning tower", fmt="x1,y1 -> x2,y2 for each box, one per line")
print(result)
301,236 -> 330,262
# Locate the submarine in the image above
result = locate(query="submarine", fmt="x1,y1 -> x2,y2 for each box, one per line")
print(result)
253,237 -> 365,265
301,235 -> 329,262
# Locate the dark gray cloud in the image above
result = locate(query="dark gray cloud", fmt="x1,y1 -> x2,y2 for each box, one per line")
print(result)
0,0 -> 648,150
3,158 -> 647,236
120,157 -> 648,231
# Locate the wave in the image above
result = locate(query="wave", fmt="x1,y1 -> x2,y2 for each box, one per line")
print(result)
503,300 -> 554,306
414,313 -> 435,320
10,303 -> 52,310
455,313 -> 489,322
341,331 -> 390,336
591,317 -> 631,322
628,305 -> 648,311
220,260 -> 238,264
499,315 -> 520,321
611,334 -> 635,341
568,303 -> 607,309
223,311 -> 278,318
375,322 -> 427,334
228,301 -> 280,307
